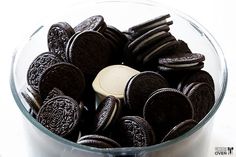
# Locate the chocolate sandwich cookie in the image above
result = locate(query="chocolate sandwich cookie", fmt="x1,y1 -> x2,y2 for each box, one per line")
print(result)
103,25 -> 128,64
127,33 -> 176,70
67,101 -> 85,142
143,88 -> 194,142
124,26 -> 173,69
173,40 -> 192,54
65,32 -> 80,62
39,63 -> 85,102
77,134 -> 121,148
156,70 -> 186,89
104,26 -> 127,45
141,38 -> 178,66
128,14 -> 173,37
185,82 -> 215,122
74,15 -> 107,33
158,53 -> 205,72
67,31 -> 111,76
128,25 -> 170,55
37,96 -> 82,139
131,31 -> 172,59
161,119 -> 197,142
153,39 -> 194,73
103,29 -> 117,50
27,52 -> 62,92
182,82 -> 199,96
43,87 -> 64,103
158,62 -> 204,73
158,53 -> 205,66
124,71 -> 169,116
107,25 -> 128,44
92,96 -> 121,133
21,85 -> 42,114
114,116 -> 155,147
48,22 -> 75,60
177,70 -> 215,92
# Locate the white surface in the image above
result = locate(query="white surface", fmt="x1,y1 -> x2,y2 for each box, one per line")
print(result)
0,0 -> 235,157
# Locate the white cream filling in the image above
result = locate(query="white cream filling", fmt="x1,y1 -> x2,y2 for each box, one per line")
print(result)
165,62 -> 199,68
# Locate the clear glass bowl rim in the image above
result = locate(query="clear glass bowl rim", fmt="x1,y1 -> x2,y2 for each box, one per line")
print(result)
10,0 -> 228,155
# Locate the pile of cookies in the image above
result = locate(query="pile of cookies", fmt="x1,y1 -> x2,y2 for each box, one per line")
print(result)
21,14 -> 215,148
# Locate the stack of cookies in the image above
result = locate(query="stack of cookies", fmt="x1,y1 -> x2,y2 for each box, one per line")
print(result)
21,14 -> 215,148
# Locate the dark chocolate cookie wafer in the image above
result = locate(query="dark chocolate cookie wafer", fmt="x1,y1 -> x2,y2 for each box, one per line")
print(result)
37,96 -> 81,138
27,52 -> 62,92
173,40 -> 192,54
157,61 -> 204,72
122,31 -> 133,41
43,87 -> 64,103
21,85 -> 42,114
77,134 -> 121,148
177,70 -> 215,92
74,15 -> 106,33
48,22 -> 75,60
186,82 -> 215,122
158,53 -> 205,66
114,116 -> 155,147
103,25 -> 128,64
128,14 -> 173,37
157,70 -> 188,89
143,88 -> 194,142
107,25 -> 128,44
65,32 -> 80,62
161,119 -> 197,142
39,63 -> 85,102
158,51 -> 205,72
124,71 -> 169,116
67,31 -> 111,76
92,96 -> 121,133
78,139 -> 113,148
182,82 -> 199,95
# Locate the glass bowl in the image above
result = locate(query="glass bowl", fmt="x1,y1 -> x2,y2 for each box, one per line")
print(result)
10,0 -> 228,157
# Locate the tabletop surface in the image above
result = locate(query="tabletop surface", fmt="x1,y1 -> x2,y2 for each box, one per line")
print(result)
0,0 -> 235,157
